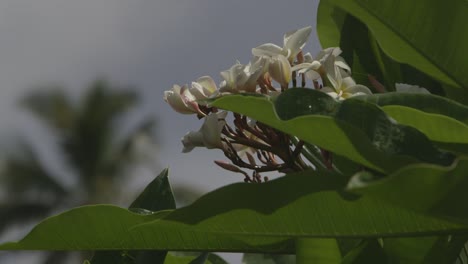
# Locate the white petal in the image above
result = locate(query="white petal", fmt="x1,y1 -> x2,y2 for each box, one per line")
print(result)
324,91 -> 340,100
219,83 -> 235,93
220,63 -> 244,90
252,43 -> 283,57
191,76 -> 217,100
201,112 -> 226,149
164,85 -> 195,114
181,131 -> 204,153
291,63 -> 309,72
303,52 -> 313,63
291,61 -> 321,81
321,86 -> 337,93
316,47 -> 341,63
196,76 -> 217,93
304,70 -> 321,81
217,111 -> 228,119
324,58 -> 341,89
283,26 -> 312,59
220,70 -> 231,85
243,57 -> 268,92
248,56 -> 269,72
268,55 -> 291,86
330,47 -> 342,57
190,82 -> 207,100
342,76 -> 357,88
293,61 -> 321,72
180,85 -> 199,112
335,56 -> 351,72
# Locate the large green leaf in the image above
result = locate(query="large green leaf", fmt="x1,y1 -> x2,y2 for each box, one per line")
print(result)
349,157 -> 468,224
382,236 -> 467,264
4,169 -> 468,252
317,0 -> 468,89
210,91 -> 454,173
355,93 -> 468,125
90,168 -> 176,264
341,239 -> 386,264
0,205 -> 292,252
295,238 -> 341,263
351,93 -> 468,154
382,106 -> 468,145
317,2 -> 397,91
317,2 -> 449,97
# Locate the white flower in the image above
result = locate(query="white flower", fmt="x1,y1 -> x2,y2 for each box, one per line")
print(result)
190,76 -> 218,100
163,84 -> 200,114
181,111 -> 228,153
268,54 -> 291,87
291,59 -> 321,81
291,47 -> 350,81
316,47 -> 350,72
395,83 -> 430,94
252,26 -> 312,62
219,56 -> 268,93
321,68 -> 372,100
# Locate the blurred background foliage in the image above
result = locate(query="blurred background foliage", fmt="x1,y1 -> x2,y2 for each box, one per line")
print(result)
0,79 -> 169,263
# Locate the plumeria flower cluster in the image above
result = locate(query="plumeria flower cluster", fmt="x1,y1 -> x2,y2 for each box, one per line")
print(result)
163,26 -> 427,182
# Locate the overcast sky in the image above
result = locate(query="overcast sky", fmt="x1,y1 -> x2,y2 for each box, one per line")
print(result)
0,0 -> 320,261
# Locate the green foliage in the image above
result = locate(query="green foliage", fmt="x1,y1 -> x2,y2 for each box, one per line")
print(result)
211,92 -> 457,173
318,0 -> 468,89
90,168 -> 176,264
0,79 -> 158,263
2,0 -> 468,263
2,169 -> 468,255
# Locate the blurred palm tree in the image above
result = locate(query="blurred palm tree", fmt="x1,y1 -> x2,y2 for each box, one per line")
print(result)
0,79 -> 158,263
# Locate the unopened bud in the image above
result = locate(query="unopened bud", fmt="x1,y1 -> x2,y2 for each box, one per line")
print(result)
245,152 -> 256,166
214,160 -> 249,178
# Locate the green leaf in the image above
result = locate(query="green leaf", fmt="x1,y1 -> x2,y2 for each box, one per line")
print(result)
1,205 -> 292,252
154,171 -> 465,237
341,239 -> 386,264
354,93 -> 468,125
163,253 -> 228,264
381,106 -> 468,149
382,236 -> 467,264
317,2 -> 456,102
351,93 -> 468,154
210,93 -> 377,171
319,6 -> 398,91
349,157 -> 468,224
211,91 -> 454,173
2,169 -> 468,252
295,238 -> 341,264
318,0 -> 468,89
90,168 -> 176,264
129,168 -> 176,211
316,0 -> 345,50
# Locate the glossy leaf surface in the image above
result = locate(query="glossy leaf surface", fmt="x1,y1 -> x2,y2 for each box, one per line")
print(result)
317,0 -> 468,89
